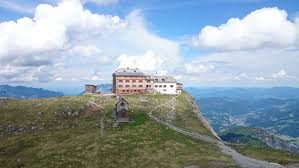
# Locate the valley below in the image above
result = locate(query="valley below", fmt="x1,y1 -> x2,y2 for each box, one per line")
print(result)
188,87 -> 299,161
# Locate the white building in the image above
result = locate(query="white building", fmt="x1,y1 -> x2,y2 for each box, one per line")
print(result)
149,76 -> 178,95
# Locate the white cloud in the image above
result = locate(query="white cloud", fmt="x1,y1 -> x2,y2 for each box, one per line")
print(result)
91,75 -> 103,81
193,7 -> 298,50
179,49 -> 299,86
55,77 -> 63,81
183,7 -> 299,86
117,50 -> 164,72
3,1 -> 298,88
255,76 -> 266,81
184,63 -> 215,74
113,10 -> 180,70
272,69 -> 287,79
234,73 -> 249,81
70,45 -> 103,57
0,0 -> 126,67
0,0 -> 180,84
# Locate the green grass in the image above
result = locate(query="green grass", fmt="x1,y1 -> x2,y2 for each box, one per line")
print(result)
231,145 -> 299,165
219,127 -> 268,147
0,94 -> 238,168
122,93 -> 214,137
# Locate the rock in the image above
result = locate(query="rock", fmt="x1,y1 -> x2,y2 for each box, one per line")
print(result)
31,126 -> 37,131
73,111 -> 79,116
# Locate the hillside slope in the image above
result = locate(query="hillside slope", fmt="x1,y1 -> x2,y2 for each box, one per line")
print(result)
0,93 -> 237,168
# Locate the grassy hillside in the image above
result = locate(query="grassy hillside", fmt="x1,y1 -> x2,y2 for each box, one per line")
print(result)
0,93 -> 237,168
219,127 -> 268,147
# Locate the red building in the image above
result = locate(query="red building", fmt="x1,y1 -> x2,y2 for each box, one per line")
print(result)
112,68 -> 147,94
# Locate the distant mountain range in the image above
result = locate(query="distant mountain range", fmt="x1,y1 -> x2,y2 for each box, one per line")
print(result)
186,87 -> 299,100
0,85 -> 63,99
96,84 -> 112,93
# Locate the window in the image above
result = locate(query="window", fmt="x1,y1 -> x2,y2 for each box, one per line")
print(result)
122,90 -> 125,92
170,85 -> 173,88
163,89 -> 166,91
162,79 -> 165,82
119,80 -> 123,82
139,85 -> 143,88
155,79 -> 158,81
132,85 -> 136,87
125,85 -> 130,88
163,85 -> 167,88
159,85 -> 162,88
120,101 -> 125,106
118,85 -> 123,88
155,85 -> 158,88
127,90 -> 129,92
125,80 -> 130,82
132,80 -> 136,82
139,80 -> 143,82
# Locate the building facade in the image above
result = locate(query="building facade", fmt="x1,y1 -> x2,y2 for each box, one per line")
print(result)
149,76 -> 178,94
112,68 -> 182,95
112,68 -> 147,94
85,85 -> 97,94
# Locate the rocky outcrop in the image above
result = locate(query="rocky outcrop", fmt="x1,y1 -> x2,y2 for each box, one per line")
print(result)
187,93 -> 221,140
0,122 -> 39,137
0,104 -> 86,138
58,104 -> 83,118
255,129 -> 299,154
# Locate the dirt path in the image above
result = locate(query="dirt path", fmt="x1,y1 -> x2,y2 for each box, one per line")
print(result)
148,97 -> 285,168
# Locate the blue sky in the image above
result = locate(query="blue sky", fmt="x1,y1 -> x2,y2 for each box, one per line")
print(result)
0,0 -> 299,94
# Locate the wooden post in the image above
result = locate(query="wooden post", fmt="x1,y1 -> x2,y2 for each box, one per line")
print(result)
100,117 -> 104,137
